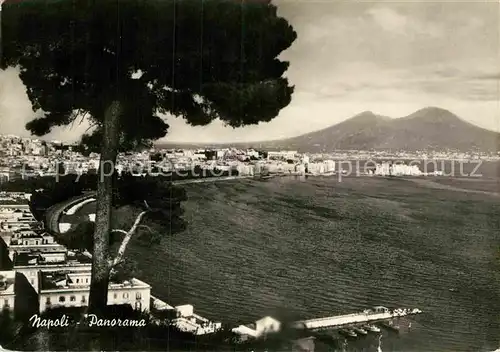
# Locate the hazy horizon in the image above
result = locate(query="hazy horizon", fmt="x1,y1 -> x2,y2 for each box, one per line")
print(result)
1,0 -> 499,143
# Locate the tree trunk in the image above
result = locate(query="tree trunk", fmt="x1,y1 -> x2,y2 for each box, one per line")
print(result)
88,100 -> 121,314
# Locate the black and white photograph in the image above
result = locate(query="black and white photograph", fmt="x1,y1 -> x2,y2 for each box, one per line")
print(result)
0,0 -> 499,351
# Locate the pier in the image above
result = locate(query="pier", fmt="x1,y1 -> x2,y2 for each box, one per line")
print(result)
292,306 -> 422,331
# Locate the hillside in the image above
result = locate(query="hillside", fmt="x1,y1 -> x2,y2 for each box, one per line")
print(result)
157,107 -> 500,152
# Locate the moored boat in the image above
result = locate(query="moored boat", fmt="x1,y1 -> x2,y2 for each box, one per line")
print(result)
363,324 -> 381,332
352,326 -> 368,335
339,329 -> 357,338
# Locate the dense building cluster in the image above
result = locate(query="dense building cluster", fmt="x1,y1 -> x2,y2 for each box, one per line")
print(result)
3,134 -> 495,184
0,192 -> 222,336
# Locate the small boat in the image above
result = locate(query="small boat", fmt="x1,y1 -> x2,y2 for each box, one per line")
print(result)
339,329 -> 357,338
352,326 -> 368,335
449,288 -> 458,292
378,321 -> 400,332
364,324 -> 381,333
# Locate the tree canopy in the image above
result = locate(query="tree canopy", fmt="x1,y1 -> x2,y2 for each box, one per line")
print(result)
2,0 -> 297,151
2,0 -> 296,313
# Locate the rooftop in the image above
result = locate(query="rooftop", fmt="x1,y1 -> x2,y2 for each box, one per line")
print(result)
40,270 -> 150,292
13,250 -> 92,267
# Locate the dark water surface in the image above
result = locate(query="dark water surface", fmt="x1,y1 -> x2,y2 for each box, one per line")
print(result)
123,174 -> 500,352
64,168 -> 500,352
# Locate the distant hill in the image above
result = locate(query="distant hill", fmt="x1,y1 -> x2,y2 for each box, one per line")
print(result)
157,107 -> 500,152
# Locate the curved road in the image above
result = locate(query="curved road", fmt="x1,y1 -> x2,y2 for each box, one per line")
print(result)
45,192 -> 96,234
45,175 -> 253,234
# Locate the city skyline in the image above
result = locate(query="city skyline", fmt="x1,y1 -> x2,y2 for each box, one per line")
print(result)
0,0 -> 498,143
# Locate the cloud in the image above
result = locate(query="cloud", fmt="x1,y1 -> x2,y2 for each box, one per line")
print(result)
367,7 -> 443,37
1,1 -> 498,144
472,73 -> 500,81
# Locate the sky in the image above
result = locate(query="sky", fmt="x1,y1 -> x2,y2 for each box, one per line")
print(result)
0,0 -> 499,143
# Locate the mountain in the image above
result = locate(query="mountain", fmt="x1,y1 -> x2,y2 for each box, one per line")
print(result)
158,107 -> 500,152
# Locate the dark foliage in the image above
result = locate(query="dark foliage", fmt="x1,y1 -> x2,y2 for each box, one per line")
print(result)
109,174 -> 188,256
56,220 -> 96,251
3,0 -> 296,152
3,0 -> 296,312
0,308 -> 17,346
109,258 -> 141,282
29,176 -> 84,221
28,174 -> 185,261
0,175 -> 71,193
2,305 -> 240,351
1,307 -> 325,351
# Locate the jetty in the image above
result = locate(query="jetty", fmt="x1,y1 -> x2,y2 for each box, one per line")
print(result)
292,306 -> 422,331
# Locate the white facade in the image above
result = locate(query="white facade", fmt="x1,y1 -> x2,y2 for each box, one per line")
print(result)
39,271 -> 151,313
375,163 -> 422,176
267,151 -> 297,160
236,164 -> 255,176
266,162 -> 295,173
246,150 -> 259,159
9,233 -> 56,246
306,160 -> 335,174
295,164 -> 306,173
169,304 -> 222,335
13,251 -> 93,292
8,244 -> 67,261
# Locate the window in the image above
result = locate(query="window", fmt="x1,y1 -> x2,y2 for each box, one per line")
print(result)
46,297 -> 51,305
113,293 -> 117,299
76,279 -> 79,283
81,296 -> 86,303
70,296 -> 76,302
86,278 -> 89,283
59,296 -> 65,303
136,292 -> 142,300
123,293 -> 129,299
3,299 -> 8,307
30,279 -> 34,285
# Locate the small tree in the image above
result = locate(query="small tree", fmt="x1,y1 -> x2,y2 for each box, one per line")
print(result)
3,0 -> 296,313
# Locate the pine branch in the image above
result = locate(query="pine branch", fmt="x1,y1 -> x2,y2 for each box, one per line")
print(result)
111,210 -> 148,267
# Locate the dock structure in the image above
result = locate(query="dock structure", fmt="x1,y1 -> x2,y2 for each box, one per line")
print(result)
292,306 -> 422,331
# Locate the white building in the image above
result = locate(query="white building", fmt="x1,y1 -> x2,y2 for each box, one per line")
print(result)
375,163 -> 422,176
266,162 -> 295,173
246,149 -> 260,159
0,205 -> 31,219
267,151 -> 298,160
323,160 -> 335,172
166,304 -> 222,335
6,233 -> 67,261
0,206 -> 39,231
236,164 -> 255,176
152,302 -> 222,335
295,164 -> 306,174
13,250 -> 93,292
0,271 -> 15,311
38,270 -> 151,313
307,162 -> 326,174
